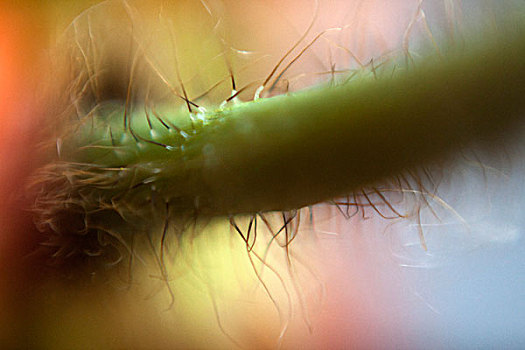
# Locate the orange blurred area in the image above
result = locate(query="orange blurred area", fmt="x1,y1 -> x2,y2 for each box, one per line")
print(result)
0,5 -> 39,348
0,5 -> 37,147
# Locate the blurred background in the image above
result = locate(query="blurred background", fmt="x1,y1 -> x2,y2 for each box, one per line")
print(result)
0,0 -> 524,349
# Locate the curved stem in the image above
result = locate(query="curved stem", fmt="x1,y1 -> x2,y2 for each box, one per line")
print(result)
44,22 -> 525,219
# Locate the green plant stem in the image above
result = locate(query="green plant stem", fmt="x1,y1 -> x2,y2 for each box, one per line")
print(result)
56,25 -> 525,218
193,30 -> 525,215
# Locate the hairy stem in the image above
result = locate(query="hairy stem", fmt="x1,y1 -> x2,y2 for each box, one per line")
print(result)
41,22 -> 525,224
193,29 -> 525,214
